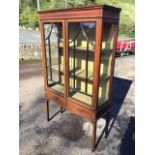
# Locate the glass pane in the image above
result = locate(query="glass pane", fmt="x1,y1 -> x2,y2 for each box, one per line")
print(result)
98,23 -> 117,106
68,22 -> 96,106
44,23 -> 64,95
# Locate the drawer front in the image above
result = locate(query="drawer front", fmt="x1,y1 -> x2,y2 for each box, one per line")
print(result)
46,91 -> 66,108
67,100 -> 95,121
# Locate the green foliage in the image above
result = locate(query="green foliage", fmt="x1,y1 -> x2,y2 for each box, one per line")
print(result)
96,0 -> 135,37
19,0 -> 135,37
20,8 -> 39,28
39,0 -> 95,10
19,0 -> 39,28
66,0 -> 95,7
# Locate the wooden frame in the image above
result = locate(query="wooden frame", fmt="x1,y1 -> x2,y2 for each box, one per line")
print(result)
66,18 -> 98,109
38,5 -> 121,151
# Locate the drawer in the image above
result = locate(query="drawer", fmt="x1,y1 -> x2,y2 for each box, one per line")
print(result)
45,91 -> 66,108
67,100 -> 95,121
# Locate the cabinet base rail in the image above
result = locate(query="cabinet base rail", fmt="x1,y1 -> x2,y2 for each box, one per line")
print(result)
45,98 -> 110,152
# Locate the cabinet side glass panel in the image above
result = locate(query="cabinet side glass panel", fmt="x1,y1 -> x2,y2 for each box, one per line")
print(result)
98,23 -> 117,106
43,23 -> 64,95
68,22 -> 96,106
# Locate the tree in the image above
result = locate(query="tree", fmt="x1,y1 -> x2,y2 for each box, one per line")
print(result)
19,0 -> 135,37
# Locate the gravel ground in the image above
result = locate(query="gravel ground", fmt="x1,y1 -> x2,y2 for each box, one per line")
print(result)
19,55 -> 135,155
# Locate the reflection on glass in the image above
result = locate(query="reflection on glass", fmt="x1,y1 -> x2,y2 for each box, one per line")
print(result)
98,23 -> 116,106
44,23 -> 64,95
68,22 -> 96,106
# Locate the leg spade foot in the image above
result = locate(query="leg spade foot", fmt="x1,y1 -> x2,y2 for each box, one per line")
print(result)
45,98 -> 49,121
105,112 -> 110,138
92,121 -> 97,151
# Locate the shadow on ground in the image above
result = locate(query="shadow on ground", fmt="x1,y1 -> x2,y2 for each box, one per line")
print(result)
120,116 -> 135,155
94,76 -> 133,152
109,76 -> 133,134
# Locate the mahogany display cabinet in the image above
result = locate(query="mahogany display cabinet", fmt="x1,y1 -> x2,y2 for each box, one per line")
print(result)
38,5 -> 121,151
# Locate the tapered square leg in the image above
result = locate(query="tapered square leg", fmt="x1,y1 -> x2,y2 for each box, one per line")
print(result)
60,107 -> 65,113
105,112 -> 110,138
45,98 -> 49,121
92,121 -> 97,152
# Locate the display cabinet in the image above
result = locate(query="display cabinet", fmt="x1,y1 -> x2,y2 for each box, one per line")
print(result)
38,5 -> 121,151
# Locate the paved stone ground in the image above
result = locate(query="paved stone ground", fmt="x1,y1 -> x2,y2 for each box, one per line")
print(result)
19,55 -> 135,155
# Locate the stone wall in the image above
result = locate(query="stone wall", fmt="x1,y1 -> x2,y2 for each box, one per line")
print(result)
19,43 -> 42,60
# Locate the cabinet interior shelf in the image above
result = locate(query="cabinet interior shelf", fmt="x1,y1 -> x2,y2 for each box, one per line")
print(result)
47,82 -> 108,106
47,64 -> 110,84
58,46 -> 113,53
69,46 -> 94,52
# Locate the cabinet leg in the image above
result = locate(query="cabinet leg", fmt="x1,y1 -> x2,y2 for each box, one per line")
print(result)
105,112 -> 110,138
60,107 -> 65,113
92,121 -> 97,152
45,98 -> 49,121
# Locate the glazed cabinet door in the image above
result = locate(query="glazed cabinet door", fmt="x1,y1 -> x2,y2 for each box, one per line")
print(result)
98,23 -> 118,106
66,20 -> 97,107
43,22 -> 65,96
